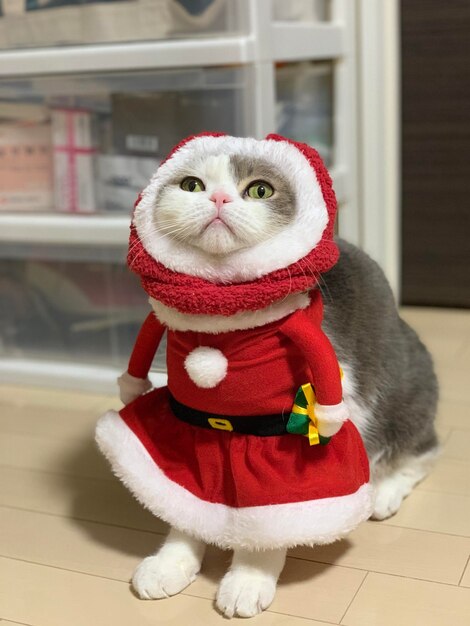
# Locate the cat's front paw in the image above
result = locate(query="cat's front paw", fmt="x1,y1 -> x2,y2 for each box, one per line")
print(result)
372,471 -> 418,520
216,568 -> 277,618
132,551 -> 200,600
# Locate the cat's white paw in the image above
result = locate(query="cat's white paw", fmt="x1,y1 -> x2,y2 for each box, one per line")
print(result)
132,550 -> 200,600
216,569 -> 277,618
372,475 -> 410,520
371,450 -> 438,520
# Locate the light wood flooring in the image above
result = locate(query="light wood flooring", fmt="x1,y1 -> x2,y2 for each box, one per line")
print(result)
1,307 -> 469,625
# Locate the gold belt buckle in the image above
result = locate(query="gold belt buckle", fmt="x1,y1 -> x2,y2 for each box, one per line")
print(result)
208,418 -> 233,431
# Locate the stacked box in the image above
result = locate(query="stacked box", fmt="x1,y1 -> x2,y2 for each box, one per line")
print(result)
51,108 -> 97,213
0,116 -> 53,212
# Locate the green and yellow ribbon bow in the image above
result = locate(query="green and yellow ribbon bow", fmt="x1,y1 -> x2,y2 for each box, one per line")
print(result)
287,383 -> 329,446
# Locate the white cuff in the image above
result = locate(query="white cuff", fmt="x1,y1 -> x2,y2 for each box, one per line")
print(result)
315,401 -> 350,437
118,372 -> 152,405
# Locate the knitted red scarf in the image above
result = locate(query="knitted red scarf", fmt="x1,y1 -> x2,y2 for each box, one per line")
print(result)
127,133 -> 339,317
128,226 -> 338,316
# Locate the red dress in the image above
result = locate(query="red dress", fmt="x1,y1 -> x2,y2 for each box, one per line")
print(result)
96,291 -> 373,550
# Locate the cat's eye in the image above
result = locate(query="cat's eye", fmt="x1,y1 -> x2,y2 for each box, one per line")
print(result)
246,181 -> 274,200
181,177 -> 205,192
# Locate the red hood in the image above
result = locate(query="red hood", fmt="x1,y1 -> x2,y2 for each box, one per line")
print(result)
127,132 -> 339,316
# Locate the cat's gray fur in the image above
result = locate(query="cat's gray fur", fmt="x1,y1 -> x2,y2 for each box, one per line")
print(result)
230,154 -> 297,223
322,238 -> 439,467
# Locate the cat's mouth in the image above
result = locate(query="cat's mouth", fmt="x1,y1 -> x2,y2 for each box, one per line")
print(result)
190,214 -> 246,256
202,216 -> 235,235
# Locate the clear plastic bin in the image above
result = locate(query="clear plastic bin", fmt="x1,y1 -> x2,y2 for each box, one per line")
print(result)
0,65 -> 249,214
276,61 -> 333,165
272,0 -> 330,22
0,242 -> 165,371
0,0 -> 248,49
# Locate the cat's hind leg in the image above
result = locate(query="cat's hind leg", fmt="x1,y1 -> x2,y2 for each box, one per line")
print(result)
371,447 -> 439,520
216,547 -> 286,618
132,527 -> 206,599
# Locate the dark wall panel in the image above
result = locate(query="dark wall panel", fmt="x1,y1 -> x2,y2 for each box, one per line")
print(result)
401,0 -> 470,307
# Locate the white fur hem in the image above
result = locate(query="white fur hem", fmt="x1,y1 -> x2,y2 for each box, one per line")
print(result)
96,411 -> 374,550
149,292 -> 310,333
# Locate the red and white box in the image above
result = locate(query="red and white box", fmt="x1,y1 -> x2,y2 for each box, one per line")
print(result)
51,108 -> 97,213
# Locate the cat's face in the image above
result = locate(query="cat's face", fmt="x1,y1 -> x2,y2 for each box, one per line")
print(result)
153,153 -> 296,255
134,135 -> 331,283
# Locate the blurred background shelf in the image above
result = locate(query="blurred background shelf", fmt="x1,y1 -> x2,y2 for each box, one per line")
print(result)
272,23 -> 343,61
0,24 -> 344,75
0,214 -> 130,246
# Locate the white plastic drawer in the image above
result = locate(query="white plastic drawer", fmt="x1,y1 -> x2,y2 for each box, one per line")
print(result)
0,65 -> 249,214
276,61 -> 333,165
0,0 -> 247,49
272,0 -> 330,22
0,243 -> 165,371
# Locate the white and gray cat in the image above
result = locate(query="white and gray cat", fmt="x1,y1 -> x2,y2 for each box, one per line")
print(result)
129,150 -> 438,617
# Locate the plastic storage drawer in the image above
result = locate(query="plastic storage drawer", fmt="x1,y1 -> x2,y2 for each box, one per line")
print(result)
0,65 -> 250,214
0,242 -> 165,372
272,0 -> 330,22
276,61 -> 333,165
0,0 -> 248,49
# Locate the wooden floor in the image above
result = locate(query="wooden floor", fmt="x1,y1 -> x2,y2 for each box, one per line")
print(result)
1,307 -> 469,625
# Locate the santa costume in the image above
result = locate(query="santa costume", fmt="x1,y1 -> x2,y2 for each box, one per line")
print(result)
96,133 -> 373,550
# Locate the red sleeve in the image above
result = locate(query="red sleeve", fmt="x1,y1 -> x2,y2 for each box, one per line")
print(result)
280,293 -> 342,406
127,312 -> 165,379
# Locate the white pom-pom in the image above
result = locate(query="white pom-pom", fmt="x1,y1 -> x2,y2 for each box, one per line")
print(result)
184,347 -> 228,388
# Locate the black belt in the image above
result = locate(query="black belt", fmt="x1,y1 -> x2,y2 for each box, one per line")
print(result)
168,394 -> 289,437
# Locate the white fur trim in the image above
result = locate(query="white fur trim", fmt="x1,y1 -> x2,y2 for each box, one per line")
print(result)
184,347 -> 228,388
134,135 -> 329,283
117,372 -> 152,405
315,401 -> 350,437
149,293 -> 310,333
315,402 -> 350,423
96,411 -> 374,550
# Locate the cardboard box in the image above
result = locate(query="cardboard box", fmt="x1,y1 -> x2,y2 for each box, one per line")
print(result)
111,93 -> 178,158
0,120 -> 53,212
111,90 -> 236,158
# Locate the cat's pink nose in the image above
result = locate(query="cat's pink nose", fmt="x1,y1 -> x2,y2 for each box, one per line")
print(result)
209,190 -> 232,210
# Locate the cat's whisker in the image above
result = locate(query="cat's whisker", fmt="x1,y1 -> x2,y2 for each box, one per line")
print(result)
293,257 -> 320,291
306,265 -> 333,303
157,221 -> 202,241
128,226 -> 163,261
301,256 -> 334,303
229,214 -> 282,246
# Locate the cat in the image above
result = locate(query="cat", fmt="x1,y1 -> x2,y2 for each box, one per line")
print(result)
97,134 -> 438,618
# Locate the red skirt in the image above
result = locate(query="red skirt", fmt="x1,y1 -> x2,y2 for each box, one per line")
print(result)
96,386 -> 373,550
